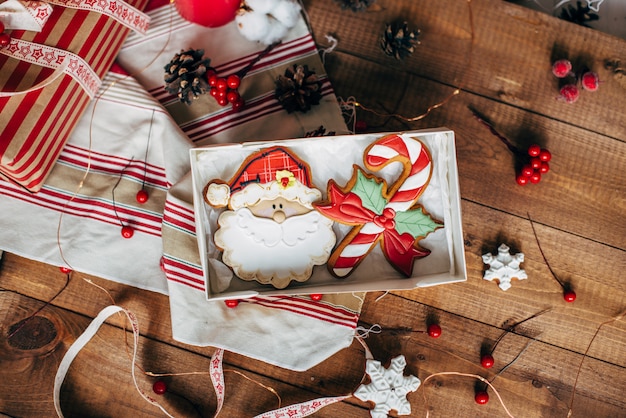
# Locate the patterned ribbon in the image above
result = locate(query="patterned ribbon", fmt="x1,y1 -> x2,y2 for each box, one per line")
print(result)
0,0 -> 150,98
0,0 -> 149,34
0,38 -> 101,98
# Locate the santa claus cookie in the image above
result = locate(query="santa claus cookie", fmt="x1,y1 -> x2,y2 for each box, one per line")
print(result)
204,147 -> 336,289
315,134 -> 443,278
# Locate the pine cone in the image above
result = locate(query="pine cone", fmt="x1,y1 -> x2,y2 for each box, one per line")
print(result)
381,21 -> 420,60
334,0 -> 376,12
164,49 -> 211,105
275,64 -> 322,113
559,1 -> 599,27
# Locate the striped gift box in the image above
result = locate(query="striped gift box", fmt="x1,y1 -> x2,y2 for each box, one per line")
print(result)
0,0 -> 149,192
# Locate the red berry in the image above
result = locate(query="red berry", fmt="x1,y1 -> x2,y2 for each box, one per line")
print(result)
231,97 -> 245,112
225,299 -> 239,308
552,59 -> 572,78
59,266 -> 72,274
0,33 -> 10,48
206,68 -> 216,80
217,97 -> 228,106
355,120 -> 368,133
210,87 -> 219,97
153,380 -> 167,395
216,78 -> 228,91
581,71 -> 599,92
136,189 -> 149,204
216,89 -> 227,100
475,391 -> 489,404
516,174 -> 529,186
226,90 -> 240,103
310,294 -> 323,301
480,354 -> 495,369
521,165 -> 534,178
529,171 -> 542,184
539,162 -> 550,174
530,157 -> 541,170
226,74 -> 241,90
564,290 -> 577,303
527,144 -> 541,157
208,74 -> 219,87
427,324 -> 442,338
559,84 -> 579,103
539,149 -> 551,162
121,225 -> 134,239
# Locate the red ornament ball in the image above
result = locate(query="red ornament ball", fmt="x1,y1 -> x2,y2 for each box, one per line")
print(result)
0,32 -> 10,48
224,299 -> 239,308
310,294 -> 323,301
581,71 -> 599,92
136,189 -> 149,204
480,354 -> 495,369
475,391 -> 490,405
153,380 -> 167,395
121,225 -> 134,239
175,0 -> 240,28
552,59 -> 572,78
559,84 -> 579,103
564,290 -> 577,303
427,324 -> 442,338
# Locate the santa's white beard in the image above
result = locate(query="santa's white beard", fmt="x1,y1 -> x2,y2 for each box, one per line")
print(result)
214,208 -> 336,289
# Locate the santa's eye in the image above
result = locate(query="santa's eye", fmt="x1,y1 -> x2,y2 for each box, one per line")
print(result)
279,203 -> 283,209
272,204 -> 276,209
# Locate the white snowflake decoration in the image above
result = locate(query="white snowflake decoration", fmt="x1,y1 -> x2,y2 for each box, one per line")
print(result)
482,243 -> 528,291
354,355 -> 421,418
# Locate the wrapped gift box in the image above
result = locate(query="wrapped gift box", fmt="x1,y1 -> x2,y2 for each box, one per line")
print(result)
190,129 -> 467,300
0,0 -> 149,192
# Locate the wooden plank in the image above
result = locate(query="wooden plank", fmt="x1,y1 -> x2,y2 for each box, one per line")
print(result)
318,51 -> 626,248
305,0 -> 626,140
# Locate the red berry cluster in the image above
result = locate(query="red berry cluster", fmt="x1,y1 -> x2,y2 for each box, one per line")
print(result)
0,22 -> 11,47
516,144 -> 552,186
552,59 -> 599,103
207,70 -> 245,111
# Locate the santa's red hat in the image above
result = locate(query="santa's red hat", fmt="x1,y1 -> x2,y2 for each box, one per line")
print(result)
204,146 -> 321,209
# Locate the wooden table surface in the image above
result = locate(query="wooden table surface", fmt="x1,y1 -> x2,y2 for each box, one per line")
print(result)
1,0 -> 625,416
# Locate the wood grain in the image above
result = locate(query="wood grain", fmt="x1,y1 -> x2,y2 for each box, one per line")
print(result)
1,0 -> 625,417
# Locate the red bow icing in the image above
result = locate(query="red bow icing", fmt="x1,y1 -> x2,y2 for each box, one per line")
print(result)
316,181 -> 432,276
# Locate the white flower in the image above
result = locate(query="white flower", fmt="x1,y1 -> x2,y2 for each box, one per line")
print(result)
236,0 -> 302,45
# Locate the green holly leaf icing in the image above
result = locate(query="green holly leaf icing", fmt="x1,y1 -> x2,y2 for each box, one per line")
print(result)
351,169 -> 387,215
394,207 -> 441,238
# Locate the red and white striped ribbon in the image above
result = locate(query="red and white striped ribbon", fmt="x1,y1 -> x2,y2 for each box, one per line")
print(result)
332,134 -> 433,277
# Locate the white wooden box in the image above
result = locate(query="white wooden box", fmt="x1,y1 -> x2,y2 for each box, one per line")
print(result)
190,129 -> 466,301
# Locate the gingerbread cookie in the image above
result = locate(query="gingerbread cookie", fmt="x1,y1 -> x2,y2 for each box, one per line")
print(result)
204,146 -> 336,289
315,134 -> 442,278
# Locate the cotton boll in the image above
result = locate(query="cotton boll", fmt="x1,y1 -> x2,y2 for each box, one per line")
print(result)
245,0 -> 277,14
236,11 -> 273,42
270,0 -> 301,28
259,19 -> 288,45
